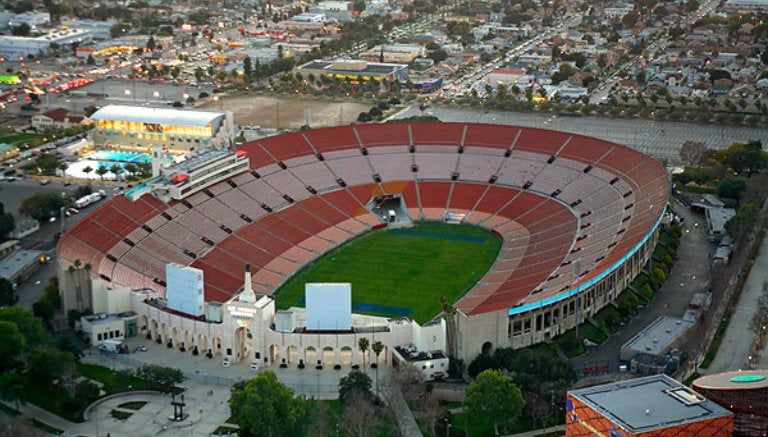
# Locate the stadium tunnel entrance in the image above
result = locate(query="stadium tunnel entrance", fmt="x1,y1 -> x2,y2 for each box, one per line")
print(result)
368,194 -> 411,225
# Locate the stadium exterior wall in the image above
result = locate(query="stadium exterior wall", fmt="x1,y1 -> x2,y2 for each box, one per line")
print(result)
56,123 -> 670,368
455,229 -> 656,361
127,289 -> 448,373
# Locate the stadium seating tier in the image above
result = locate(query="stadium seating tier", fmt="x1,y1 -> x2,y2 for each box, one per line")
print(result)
57,123 -> 668,317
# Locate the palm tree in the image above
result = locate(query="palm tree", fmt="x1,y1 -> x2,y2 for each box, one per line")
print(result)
372,340 -> 383,396
68,259 -> 83,310
83,165 -> 93,180
58,162 -> 68,179
96,165 -> 108,182
110,164 -> 123,183
124,163 -> 138,178
358,337 -> 369,373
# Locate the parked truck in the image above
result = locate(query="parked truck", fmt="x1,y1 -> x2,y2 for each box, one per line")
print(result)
73,191 -> 104,209
102,339 -> 123,353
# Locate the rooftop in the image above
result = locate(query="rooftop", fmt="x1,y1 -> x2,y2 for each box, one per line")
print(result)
570,374 -> 733,433
300,60 -> 406,75
83,313 -> 123,326
90,105 -> 226,128
694,370 -> 768,390
0,249 -> 43,281
621,315 -> 693,357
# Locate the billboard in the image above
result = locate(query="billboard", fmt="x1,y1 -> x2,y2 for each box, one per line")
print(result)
305,283 -> 351,331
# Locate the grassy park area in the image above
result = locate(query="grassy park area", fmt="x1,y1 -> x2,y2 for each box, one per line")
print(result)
275,222 -> 502,323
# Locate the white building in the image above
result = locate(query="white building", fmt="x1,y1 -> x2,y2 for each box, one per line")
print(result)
89,105 -> 235,153
84,267 -> 448,374
8,12 -> 50,30
0,28 -> 92,59
80,313 -> 126,345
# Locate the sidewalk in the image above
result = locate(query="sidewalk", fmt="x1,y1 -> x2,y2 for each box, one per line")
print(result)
383,384 -> 424,437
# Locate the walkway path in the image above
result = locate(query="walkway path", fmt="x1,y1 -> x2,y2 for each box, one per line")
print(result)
708,231 -> 768,373
383,384 -> 424,437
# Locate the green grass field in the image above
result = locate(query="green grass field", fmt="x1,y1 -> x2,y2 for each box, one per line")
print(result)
274,222 -> 502,324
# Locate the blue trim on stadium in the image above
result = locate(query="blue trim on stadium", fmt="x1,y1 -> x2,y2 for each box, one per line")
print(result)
507,209 -> 663,316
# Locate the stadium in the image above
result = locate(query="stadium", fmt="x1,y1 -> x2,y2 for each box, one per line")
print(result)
57,122 -> 669,368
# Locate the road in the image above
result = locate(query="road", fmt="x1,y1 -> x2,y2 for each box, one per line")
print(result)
1,177 -> 111,311
570,203 -> 713,381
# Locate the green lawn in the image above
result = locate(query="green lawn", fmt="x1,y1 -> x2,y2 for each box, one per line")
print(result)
0,132 -> 44,147
275,222 -> 502,323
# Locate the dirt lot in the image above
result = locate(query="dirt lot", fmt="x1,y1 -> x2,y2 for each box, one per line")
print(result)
198,94 -> 372,130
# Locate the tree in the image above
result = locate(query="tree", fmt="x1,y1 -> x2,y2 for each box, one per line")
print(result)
123,163 -> 138,178
0,277 -> 14,307
358,337 -> 369,372
0,202 -> 14,238
35,153 -> 59,175
27,346 -> 74,389
722,140 -> 765,177
371,340 -> 384,394
338,369 -> 372,403
718,175 -> 748,201
19,192 -> 68,221
146,36 -> 156,51
82,165 -> 93,180
243,56 -> 253,78
0,321 -> 24,371
0,307 -> 51,349
463,369 -> 525,436
679,140 -> 708,166
96,165 -> 108,182
340,390 -> 384,437
134,364 -> 184,391
32,297 -> 55,323
0,371 -> 25,411
58,162 -> 69,179
110,164 -> 123,182
229,370 -> 310,437
725,203 -> 760,243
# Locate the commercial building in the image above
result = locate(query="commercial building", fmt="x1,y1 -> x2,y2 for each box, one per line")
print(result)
620,316 -> 693,361
359,44 -> 424,64
297,59 -> 408,84
485,68 -> 528,85
694,371 -> 768,437
567,374 -> 733,437
89,105 -> 235,154
0,249 -> 44,285
0,28 -> 92,59
79,313 -> 126,345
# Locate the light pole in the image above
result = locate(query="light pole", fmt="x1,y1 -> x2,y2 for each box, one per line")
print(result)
60,206 -> 65,237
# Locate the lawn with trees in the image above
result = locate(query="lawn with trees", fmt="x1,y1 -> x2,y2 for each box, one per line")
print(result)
0,305 -> 182,422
